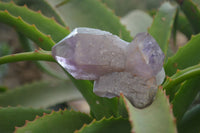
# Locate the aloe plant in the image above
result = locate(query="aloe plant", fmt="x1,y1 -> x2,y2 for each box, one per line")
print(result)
0,0 -> 200,133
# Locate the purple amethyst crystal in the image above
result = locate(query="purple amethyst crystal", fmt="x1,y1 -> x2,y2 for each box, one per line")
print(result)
52,28 -> 165,108
125,32 -> 165,79
93,72 -> 157,108
52,28 -> 128,80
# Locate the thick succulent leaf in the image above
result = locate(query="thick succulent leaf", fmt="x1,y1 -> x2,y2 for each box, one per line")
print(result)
46,0 -> 132,42
172,76 -> 200,122
0,80 -> 82,108
0,9 -> 54,50
0,107 -> 51,133
65,73 -> 119,120
164,34 -> 200,76
101,0 -> 162,16
163,63 -> 200,92
121,10 -> 153,37
178,105 -> 200,133
118,95 -> 129,118
123,89 -> 177,133
15,109 -> 93,133
148,2 -> 177,55
76,117 -> 131,133
176,13 -> 194,38
175,0 -> 200,33
16,0 -> 66,26
0,2 -> 69,43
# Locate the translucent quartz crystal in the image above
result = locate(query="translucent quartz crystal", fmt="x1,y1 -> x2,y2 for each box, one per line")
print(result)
126,32 -> 165,79
94,72 -> 157,108
52,27 -> 165,108
52,28 -> 128,80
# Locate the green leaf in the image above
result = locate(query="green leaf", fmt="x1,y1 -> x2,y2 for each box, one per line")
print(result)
118,95 -> 129,118
176,12 -> 194,38
175,0 -> 200,33
76,117 -> 131,133
123,88 -> 177,133
0,2 -> 69,43
172,76 -> 200,122
0,50 -> 55,65
46,0 -> 132,42
121,10 -> 153,37
15,109 -> 93,133
164,33 -> 200,76
65,73 -> 119,120
16,0 -> 66,26
0,107 -> 51,133
101,0 -> 162,17
163,63 -> 200,92
0,80 -> 82,108
148,2 -> 177,55
178,105 -> 200,133
0,9 -> 54,50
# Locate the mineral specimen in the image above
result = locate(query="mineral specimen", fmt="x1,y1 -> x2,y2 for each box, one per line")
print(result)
52,27 -> 165,108
52,28 -> 128,80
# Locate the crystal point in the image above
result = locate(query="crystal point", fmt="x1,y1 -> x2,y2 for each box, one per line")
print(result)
52,27 -> 128,80
126,32 -> 165,79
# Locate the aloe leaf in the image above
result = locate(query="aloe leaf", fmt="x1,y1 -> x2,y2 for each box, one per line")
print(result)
65,73 -> 119,120
175,0 -> 200,33
0,9 -> 54,50
163,63 -> 200,91
0,2 -> 69,43
176,12 -> 194,38
118,95 -> 129,118
164,34 -> 200,76
0,50 -> 54,64
46,0 -> 132,42
101,0 -> 162,17
0,80 -> 82,108
123,88 -> 177,133
16,0 -> 66,26
172,76 -> 200,122
148,2 -> 177,55
76,117 -> 131,133
178,105 -> 200,133
0,107 -> 51,133
121,10 -> 153,37
15,109 -> 93,133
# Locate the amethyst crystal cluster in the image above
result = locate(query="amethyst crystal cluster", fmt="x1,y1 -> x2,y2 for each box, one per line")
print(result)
52,28 -> 165,108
